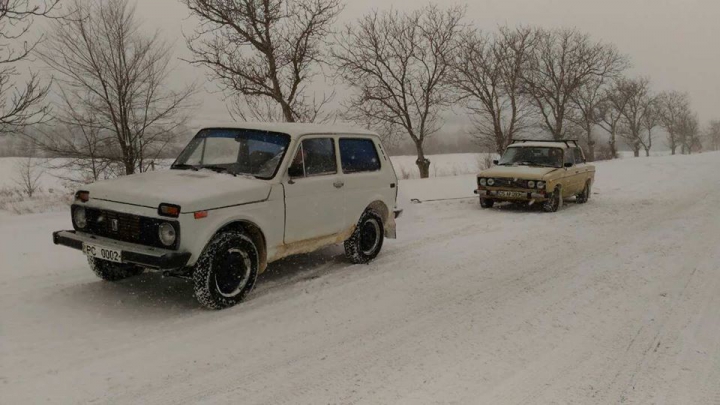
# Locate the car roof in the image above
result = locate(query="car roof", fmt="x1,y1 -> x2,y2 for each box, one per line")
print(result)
196,122 -> 379,139
508,141 -> 572,149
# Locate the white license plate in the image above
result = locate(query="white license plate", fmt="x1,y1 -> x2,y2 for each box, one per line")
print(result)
82,243 -> 123,263
497,191 -> 526,198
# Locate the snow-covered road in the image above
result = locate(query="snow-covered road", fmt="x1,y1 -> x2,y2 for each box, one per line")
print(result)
2,153 -> 719,404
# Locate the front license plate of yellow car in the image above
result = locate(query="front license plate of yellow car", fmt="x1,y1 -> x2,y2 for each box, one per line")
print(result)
497,191 -> 526,198
82,242 -> 123,263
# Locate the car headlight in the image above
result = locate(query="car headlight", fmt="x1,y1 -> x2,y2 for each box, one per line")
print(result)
158,222 -> 177,247
487,178 -> 495,186
479,178 -> 487,187
527,180 -> 536,189
73,206 -> 87,229
537,181 -> 546,189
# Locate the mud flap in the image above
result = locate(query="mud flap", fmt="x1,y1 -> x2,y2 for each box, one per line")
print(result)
385,212 -> 398,239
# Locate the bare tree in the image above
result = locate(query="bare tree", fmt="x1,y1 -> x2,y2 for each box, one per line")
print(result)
0,0 -> 60,134
522,28 -> 628,140
451,26 -> 536,154
333,5 -> 465,178
705,120 -> 720,151
14,156 -> 43,197
183,0 -> 342,123
657,91 -> 690,155
678,111 -> 701,154
597,79 -> 629,159
614,77 -> 653,157
640,97 -> 660,157
36,0 -> 196,176
570,76 -> 607,161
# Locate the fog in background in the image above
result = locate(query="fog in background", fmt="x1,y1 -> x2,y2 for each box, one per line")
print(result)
131,0 -> 718,129
9,0 -> 720,154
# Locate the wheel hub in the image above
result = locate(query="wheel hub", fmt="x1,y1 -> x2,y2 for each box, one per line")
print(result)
214,248 -> 251,298
360,219 -> 381,255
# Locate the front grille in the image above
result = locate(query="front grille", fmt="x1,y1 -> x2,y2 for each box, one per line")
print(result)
492,178 -> 529,189
79,207 -> 179,250
101,211 -> 142,242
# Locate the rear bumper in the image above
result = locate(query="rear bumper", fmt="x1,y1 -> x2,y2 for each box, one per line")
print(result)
53,230 -> 192,270
474,189 -> 549,202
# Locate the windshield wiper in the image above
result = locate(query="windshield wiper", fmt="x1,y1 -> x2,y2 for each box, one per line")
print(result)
171,164 -> 199,171
202,165 -> 237,177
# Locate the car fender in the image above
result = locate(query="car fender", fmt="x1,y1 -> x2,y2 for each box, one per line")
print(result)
180,186 -> 285,267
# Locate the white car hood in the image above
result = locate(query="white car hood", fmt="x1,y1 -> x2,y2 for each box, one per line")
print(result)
85,170 -> 272,213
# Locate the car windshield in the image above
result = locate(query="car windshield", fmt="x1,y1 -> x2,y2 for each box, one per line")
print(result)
172,128 -> 291,179
498,147 -> 563,168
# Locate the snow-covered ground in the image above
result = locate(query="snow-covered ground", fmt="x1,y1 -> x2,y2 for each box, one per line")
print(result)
2,152 -> 720,404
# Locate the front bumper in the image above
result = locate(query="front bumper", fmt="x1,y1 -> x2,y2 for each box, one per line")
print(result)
53,230 -> 191,270
474,189 -> 549,201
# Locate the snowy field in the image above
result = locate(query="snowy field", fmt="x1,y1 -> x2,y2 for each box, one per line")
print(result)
0,154 -> 491,215
2,152 -> 720,404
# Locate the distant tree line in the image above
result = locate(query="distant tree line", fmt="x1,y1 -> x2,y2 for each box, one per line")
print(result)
0,0 -> 716,181
184,1 -> 712,177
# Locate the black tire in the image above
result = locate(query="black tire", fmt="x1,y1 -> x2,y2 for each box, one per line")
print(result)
345,210 -> 384,264
88,257 -> 144,281
576,181 -> 591,204
193,230 -> 259,310
543,187 -> 563,212
480,198 -> 495,209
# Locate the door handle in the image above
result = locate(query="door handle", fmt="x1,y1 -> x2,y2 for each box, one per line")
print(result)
333,181 -> 344,189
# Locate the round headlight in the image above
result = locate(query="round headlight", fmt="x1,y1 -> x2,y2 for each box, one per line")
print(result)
158,223 -> 177,247
73,207 -> 87,229
479,178 -> 487,186
487,178 -> 495,186
537,181 -> 546,190
527,180 -> 536,189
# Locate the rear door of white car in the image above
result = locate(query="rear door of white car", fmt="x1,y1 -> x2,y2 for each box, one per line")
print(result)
284,137 -> 347,244
338,137 -> 392,227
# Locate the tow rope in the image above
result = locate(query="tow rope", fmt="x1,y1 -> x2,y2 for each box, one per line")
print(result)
410,196 -> 476,204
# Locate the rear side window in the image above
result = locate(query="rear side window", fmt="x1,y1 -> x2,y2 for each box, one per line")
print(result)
564,148 -> 575,165
288,138 -> 337,178
339,139 -> 381,173
574,148 -> 585,164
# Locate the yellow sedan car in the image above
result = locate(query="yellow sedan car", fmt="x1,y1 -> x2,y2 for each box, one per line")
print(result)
475,140 -> 595,212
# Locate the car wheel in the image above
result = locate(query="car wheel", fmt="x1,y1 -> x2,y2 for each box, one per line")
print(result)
88,257 -> 144,281
576,182 -> 591,204
345,210 -> 384,264
543,187 -> 563,213
480,198 -> 495,209
193,230 -> 259,310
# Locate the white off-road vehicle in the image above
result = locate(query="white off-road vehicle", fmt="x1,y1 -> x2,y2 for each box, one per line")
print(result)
53,123 -> 402,309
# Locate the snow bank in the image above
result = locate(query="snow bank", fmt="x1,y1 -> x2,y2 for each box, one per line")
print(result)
390,153 -> 496,179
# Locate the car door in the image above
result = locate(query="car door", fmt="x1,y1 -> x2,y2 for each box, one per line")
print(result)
283,136 -> 347,244
561,148 -> 580,196
338,137 -> 387,226
573,148 -> 590,189
563,147 -> 587,195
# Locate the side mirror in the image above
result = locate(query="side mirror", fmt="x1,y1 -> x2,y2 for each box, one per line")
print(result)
288,164 -> 304,179
564,162 -> 574,168
492,160 -> 499,165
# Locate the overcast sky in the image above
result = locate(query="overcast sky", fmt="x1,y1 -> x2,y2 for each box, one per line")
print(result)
122,0 -> 719,127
